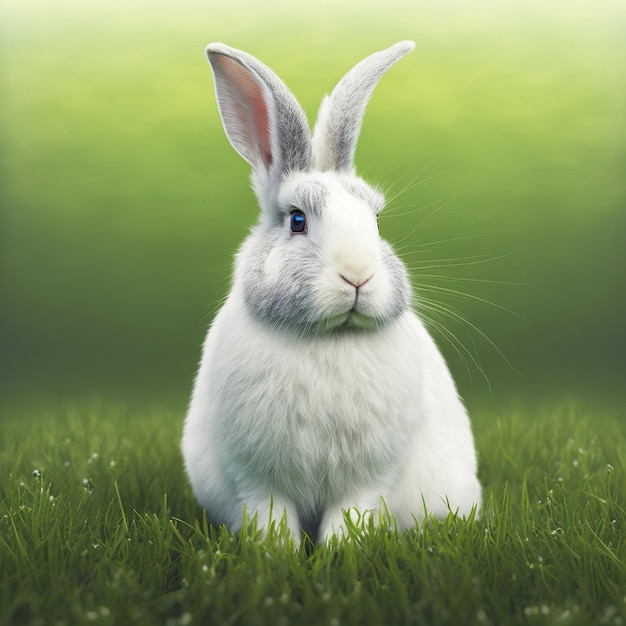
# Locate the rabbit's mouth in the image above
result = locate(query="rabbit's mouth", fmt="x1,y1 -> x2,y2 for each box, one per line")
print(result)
319,310 -> 379,333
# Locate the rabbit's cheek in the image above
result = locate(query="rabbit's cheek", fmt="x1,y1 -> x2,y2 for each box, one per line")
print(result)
356,274 -> 391,315
316,268 -> 356,313
263,246 -> 284,283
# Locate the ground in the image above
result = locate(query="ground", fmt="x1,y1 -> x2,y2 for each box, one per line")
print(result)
1,399 -> 624,626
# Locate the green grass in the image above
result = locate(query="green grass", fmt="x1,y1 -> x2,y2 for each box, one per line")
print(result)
1,400 -> 624,626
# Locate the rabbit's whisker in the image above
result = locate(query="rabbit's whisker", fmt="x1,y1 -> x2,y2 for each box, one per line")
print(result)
417,309 -> 490,392
413,282 -> 525,320
391,194 -> 462,248
418,297 -> 518,376
402,252 -> 514,269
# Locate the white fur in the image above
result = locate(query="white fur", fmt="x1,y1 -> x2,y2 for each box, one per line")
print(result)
183,297 -> 481,538
182,42 -> 482,543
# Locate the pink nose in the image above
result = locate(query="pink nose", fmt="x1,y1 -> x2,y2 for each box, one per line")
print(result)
340,274 -> 373,289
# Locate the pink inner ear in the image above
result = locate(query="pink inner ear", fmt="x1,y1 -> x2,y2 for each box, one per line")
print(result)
250,89 -> 272,167
214,54 -> 273,169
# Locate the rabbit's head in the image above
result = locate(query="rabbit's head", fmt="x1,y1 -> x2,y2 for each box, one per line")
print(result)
206,41 -> 415,333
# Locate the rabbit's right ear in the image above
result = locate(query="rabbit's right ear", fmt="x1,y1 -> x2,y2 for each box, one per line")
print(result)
205,43 -> 312,190
312,41 -> 415,173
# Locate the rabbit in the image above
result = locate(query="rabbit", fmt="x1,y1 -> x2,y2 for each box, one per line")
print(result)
182,40 -> 482,544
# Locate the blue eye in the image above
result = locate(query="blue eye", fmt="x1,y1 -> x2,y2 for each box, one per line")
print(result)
290,210 -> 307,234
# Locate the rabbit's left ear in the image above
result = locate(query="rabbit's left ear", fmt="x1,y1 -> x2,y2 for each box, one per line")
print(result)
312,41 -> 415,173
206,43 -> 311,186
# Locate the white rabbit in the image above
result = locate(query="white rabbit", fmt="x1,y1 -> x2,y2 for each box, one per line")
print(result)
182,41 -> 482,543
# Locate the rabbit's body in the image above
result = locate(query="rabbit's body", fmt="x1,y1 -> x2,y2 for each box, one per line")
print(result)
184,297 -> 479,539
182,42 -> 482,542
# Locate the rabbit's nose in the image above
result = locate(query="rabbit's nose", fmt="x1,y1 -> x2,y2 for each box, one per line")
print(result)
340,273 -> 373,290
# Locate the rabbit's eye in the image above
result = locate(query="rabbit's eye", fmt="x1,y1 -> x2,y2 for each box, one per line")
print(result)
290,209 -> 307,234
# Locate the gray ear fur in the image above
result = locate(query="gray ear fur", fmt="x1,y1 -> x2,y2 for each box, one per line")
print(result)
205,43 -> 312,186
311,41 -> 415,173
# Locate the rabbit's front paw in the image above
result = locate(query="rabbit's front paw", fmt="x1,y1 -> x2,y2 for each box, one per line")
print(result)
242,496 -> 301,547
320,506 -> 376,544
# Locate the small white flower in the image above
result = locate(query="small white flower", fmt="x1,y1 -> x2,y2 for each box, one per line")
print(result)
179,613 -> 192,625
602,606 -> 617,620
86,610 -> 98,621
573,459 -> 579,467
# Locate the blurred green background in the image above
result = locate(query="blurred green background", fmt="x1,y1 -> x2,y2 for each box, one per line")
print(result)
1,0 -> 625,409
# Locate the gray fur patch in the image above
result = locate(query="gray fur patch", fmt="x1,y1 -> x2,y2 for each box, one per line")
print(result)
340,178 -> 385,213
290,182 -> 329,216
243,232 -> 323,332
311,43 -> 414,172
380,240 -> 412,320
271,95 -> 312,181
229,53 -> 312,179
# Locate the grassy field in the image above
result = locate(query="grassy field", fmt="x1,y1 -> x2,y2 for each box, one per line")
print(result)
1,400 -> 624,626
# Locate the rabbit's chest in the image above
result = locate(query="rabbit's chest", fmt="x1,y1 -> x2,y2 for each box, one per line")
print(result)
214,321 -> 424,499
221,374 -> 409,501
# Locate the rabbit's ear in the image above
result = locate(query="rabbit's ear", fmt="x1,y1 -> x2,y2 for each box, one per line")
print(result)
312,41 -> 415,173
206,43 -> 311,182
